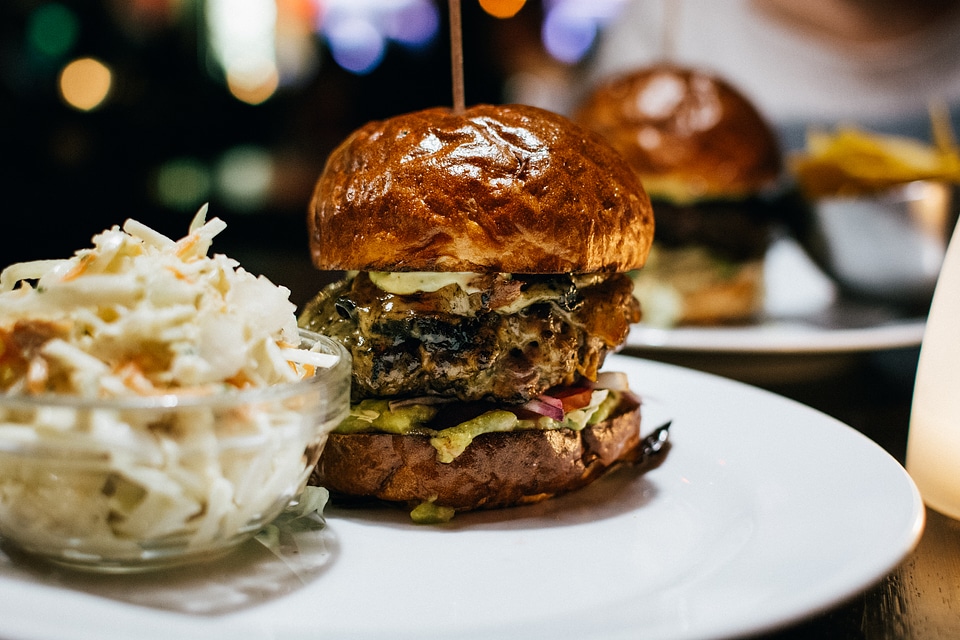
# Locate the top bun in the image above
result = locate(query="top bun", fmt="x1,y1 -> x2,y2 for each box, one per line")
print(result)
308,103 -> 654,273
575,65 -> 782,203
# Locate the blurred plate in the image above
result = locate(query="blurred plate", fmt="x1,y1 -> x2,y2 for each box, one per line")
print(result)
624,236 -> 926,382
0,355 -> 924,640
627,303 -> 925,354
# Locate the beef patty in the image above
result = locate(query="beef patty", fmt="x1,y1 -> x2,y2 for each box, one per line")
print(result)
299,271 -> 640,404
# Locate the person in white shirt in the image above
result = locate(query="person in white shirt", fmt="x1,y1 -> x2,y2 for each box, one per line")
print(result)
583,0 -> 960,149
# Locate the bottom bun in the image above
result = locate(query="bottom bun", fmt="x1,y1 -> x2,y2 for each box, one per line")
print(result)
312,394 -> 667,516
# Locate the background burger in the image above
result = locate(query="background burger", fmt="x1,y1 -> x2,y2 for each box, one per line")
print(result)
298,103 -> 667,523
574,64 -> 786,326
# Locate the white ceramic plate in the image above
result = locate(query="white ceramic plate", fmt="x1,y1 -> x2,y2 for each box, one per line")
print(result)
0,356 -> 924,640
626,236 -> 926,355
628,312 -> 926,354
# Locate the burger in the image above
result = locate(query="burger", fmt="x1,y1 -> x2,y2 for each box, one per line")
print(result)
297,103 -> 667,522
574,64 -> 785,326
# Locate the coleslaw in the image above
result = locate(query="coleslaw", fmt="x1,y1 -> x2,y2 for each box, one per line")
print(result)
0,207 -> 348,569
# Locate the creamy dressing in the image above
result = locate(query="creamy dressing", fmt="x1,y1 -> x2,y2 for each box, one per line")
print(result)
366,271 -> 607,316
368,271 -> 499,295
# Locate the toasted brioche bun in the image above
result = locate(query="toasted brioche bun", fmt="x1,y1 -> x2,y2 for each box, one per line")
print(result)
312,394 -> 666,513
574,65 -> 781,203
308,103 -> 654,274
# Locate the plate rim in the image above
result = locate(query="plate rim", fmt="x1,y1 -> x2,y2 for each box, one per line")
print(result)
626,316 -> 926,354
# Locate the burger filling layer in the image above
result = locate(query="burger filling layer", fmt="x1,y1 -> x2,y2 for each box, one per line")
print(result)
298,270 -> 640,405
336,385 -> 624,463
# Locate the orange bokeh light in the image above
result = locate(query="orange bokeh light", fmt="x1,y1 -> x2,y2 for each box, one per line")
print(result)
478,0 -> 526,19
58,57 -> 112,111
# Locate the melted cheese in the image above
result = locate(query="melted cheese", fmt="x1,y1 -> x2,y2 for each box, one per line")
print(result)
368,271 -> 492,295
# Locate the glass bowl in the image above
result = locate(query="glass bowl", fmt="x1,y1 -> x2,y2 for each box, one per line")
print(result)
0,331 -> 350,573
799,180 -> 959,308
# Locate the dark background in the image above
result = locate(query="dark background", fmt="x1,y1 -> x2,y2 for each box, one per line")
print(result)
0,0 -> 556,305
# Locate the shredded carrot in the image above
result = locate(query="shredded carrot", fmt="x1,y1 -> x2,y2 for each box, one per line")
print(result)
175,233 -> 200,259
285,360 -> 316,378
164,265 -> 190,281
115,361 -> 156,395
225,371 -> 255,389
60,254 -> 94,282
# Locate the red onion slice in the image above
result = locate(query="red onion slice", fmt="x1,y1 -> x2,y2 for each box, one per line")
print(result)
388,396 -> 457,411
521,395 -> 565,421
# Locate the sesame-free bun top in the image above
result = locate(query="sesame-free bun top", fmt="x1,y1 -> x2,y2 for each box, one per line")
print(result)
308,103 -> 654,273
575,65 -> 782,203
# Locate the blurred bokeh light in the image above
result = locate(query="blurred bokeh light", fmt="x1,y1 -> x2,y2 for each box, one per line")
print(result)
27,3 -> 79,59
214,144 -> 274,213
318,0 -> 440,75
206,0 -> 281,104
542,0 -> 627,64
155,157 -> 212,210
479,0 -> 527,19
58,57 -> 112,110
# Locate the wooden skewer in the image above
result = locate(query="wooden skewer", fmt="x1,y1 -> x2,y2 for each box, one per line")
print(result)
449,0 -> 465,114
661,0 -> 681,61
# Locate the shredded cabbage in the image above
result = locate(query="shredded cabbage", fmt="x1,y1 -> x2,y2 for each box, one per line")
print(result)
0,205 -> 336,394
0,206 -> 339,563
